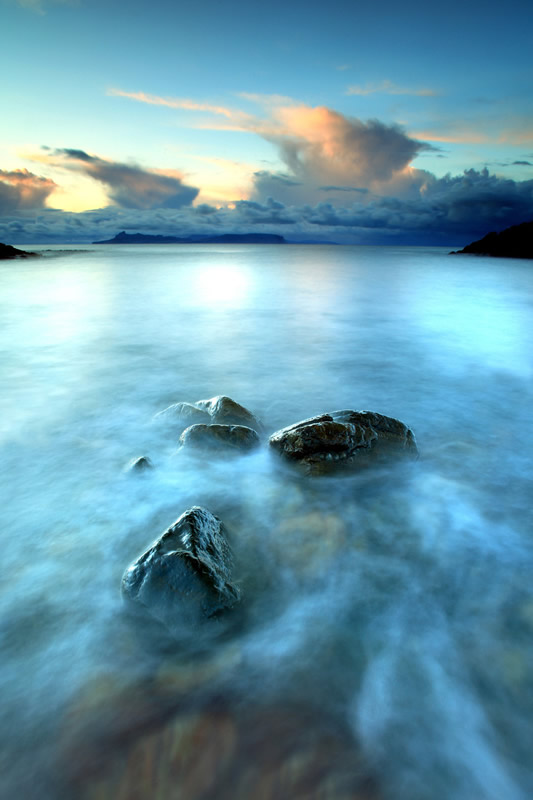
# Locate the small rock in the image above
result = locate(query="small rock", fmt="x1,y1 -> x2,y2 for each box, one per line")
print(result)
126,455 -> 154,472
269,409 -> 417,474
179,423 -> 260,453
122,506 -> 241,642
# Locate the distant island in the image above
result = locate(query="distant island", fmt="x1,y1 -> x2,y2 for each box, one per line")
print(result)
0,243 -> 40,259
94,231 -> 287,245
450,220 -> 533,259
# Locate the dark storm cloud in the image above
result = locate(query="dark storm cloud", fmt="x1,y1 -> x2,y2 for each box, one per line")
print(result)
0,169 -> 57,213
2,169 -> 532,247
50,148 -> 200,209
253,170 -> 302,186
319,186 -> 369,193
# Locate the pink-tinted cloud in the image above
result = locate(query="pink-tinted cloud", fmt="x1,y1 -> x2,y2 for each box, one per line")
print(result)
0,168 -> 57,213
107,88 -> 235,118
410,129 -> 490,144
346,80 -> 439,97
253,105 -> 433,201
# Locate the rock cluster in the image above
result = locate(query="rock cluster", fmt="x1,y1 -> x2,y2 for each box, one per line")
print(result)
123,395 -> 418,643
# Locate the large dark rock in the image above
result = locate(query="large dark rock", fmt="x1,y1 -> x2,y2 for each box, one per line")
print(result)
0,242 -> 39,259
450,220 -> 533,259
269,410 -> 418,474
179,423 -> 260,453
122,507 -> 240,642
195,395 -> 262,432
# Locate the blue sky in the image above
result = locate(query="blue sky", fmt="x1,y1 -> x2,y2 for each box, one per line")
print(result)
1,0 -> 532,243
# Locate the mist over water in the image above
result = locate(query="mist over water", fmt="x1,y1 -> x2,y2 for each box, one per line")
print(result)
1,244 -> 532,799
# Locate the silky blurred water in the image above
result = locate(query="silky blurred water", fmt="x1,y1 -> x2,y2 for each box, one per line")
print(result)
1,244 -> 532,799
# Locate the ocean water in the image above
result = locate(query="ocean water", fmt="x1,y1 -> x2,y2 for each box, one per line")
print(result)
1,243 -> 532,799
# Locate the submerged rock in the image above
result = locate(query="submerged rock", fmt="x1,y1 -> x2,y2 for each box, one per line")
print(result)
126,455 -> 154,472
154,402 -> 210,430
179,423 -> 260,453
122,506 -> 240,642
154,395 -> 262,434
195,395 -> 262,432
269,409 -> 418,474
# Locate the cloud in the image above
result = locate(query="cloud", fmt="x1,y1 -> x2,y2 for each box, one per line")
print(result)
346,80 -> 439,97
0,169 -> 57,213
111,89 -> 434,203
512,160 -> 533,166
107,88 -> 235,119
409,129 -> 490,144
318,186 -> 369,193
250,107 -> 434,204
46,148 -> 199,209
3,169 -> 531,248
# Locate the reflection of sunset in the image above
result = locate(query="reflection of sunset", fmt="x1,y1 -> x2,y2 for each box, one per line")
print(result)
191,263 -> 253,308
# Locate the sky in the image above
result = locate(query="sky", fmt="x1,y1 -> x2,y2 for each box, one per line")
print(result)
1,0 -> 532,245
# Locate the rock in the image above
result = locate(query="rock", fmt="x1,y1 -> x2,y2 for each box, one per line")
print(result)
450,219 -> 533,259
195,395 -> 262,432
154,402 -> 210,429
0,242 -> 40,259
269,409 -> 418,474
126,455 -> 153,472
179,423 -> 260,454
121,506 -> 241,642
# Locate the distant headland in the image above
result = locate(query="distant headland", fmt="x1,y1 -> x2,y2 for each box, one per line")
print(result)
94,231 -> 287,245
450,220 -> 533,259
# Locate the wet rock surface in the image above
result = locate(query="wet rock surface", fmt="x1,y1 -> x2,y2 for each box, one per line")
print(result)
154,401 -> 211,430
195,395 -> 263,432
269,409 -> 418,474
122,506 -> 241,642
154,395 -> 262,435
126,455 -> 154,472
179,423 -> 260,453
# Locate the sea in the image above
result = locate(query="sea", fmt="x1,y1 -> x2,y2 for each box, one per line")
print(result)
1,243 -> 532,800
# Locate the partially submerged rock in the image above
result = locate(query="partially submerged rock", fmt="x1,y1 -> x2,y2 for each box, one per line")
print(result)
122,506 -> 240,642
126,455 -> 154,472
194,395 -> 262,432
179,423 -> 260,454
269,409 -> 418,474
154,395 -> 262,434
154,402 -> 210,430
